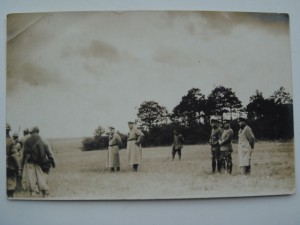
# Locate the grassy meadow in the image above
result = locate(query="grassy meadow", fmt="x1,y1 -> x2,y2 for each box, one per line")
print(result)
15,139 -> 295,200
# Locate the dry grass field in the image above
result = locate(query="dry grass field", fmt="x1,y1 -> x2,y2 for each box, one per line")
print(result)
15,139 -> 295,200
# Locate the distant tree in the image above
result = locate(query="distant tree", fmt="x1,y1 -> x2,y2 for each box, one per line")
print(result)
94,125 -> 105,138
269,87 -> 293,105
246,90 -> 267,120
137,101 -> 169,130
82,125 -> 107,151
207,86 -> 243,122
171,88 -> 207,127
246,88 -> 293,140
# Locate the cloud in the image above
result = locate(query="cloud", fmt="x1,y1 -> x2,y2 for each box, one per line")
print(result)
7,62 -> 63,95
79,40 -> 121,62
152,47 -> 190,66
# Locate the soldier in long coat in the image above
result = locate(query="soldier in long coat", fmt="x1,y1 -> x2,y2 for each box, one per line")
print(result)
23,126 -> 55,197
238,117 -> 255,175
6,123 -> 22,198
219,119 -> 234,174
127,121 -> 144,172
209,119 -> 222,173
107,127 -> 122,172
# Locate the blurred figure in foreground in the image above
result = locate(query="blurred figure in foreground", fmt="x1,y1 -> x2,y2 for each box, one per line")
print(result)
6,123 -> 22,198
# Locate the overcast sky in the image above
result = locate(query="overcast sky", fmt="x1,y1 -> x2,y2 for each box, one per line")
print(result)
6,11 -> 292,138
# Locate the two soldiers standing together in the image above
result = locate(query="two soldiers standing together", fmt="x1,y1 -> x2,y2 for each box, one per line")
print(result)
209,117 -> 255,175
6,124 -> 56,198
107,121 -> 144,172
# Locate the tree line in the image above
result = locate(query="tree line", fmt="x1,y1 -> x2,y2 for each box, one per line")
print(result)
82,86 -> 293,150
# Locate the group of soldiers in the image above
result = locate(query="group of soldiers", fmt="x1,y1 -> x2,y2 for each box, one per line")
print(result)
6,117 -> 255,198
209,117 -> 255,175
6,123 -> 56,198
108,116 -> 255,177
107,121 -> 144,172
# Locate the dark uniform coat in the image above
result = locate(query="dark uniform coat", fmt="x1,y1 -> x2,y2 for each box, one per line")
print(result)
7,136 -> 21,191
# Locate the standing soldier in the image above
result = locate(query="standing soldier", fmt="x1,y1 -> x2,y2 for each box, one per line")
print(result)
20,128 -> 30,147
6,123 -> 22,198
107,127 -> 122,172
12,132 -> 23,191
20,128 -> 30,190
209,119 -> 222,173
23,126 -> 55,197
219,119 -> 234,174
238,117 -> 255,175
127,121 -> 144,172
172,130 -> 184,161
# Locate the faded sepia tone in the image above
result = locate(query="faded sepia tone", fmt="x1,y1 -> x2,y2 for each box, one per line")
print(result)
6,11 -> 294,200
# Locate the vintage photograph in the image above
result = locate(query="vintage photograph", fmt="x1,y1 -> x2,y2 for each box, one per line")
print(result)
6,11 -> 294,200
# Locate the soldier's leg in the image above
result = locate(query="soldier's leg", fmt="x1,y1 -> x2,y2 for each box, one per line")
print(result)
211,151 -> 216,173
217,151 -> 222,173
133,164 -> 138,172
116,167 -> 120,171
246,165 -> 251,175
172,147 -> 175,161
178,149 -> 182,160
226,152 -> 232,174
110,167 -> 115,172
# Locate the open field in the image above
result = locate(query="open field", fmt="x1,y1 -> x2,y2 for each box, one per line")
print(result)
15,139 -> 295,200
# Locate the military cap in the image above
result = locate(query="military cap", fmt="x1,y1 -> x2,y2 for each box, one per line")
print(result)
30,126 -> 39,133
223,119 -> 231,123
23,128 -> 29,133
108,126 -> 115,130
128,121 -> 134,124
238,117 -> 247,122
6,123 -> 11,130
210,119 -> 220,123
12,132 -> 18,138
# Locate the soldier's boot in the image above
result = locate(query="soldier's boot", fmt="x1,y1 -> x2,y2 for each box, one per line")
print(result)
243,166 -> 248,175
247,165 -> 251,175
116,167 -> 120,172
212,159 -> 216,173
110,167 -> 115,172
227,162 -> 232,174
223,160 -> 226,171
178,154 -> 181,161
133,164 -> 138,172
7,190 -> 14,198
217,160 -> 222,173
42,190 -> 49,197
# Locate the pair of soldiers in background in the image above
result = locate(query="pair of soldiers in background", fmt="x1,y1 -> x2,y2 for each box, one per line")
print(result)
209,119 -> 233,174
6,123 -> 56,198
209,117 -> 255,175
107,121 -> 144,172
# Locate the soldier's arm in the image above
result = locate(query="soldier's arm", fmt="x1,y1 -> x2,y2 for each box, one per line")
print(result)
179,134 -> 184,143
10,145 -> 22,174
44,141 -> 56,168
245,127 -> 255,149
135,129 -> 144,145
208,134 -> 212,145
220,131 -> 233,145
115,134 -> 122,148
